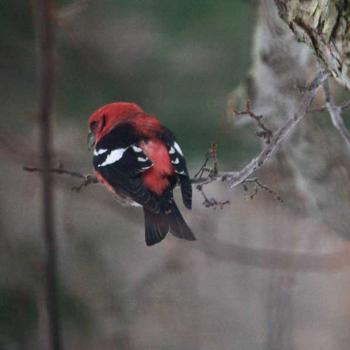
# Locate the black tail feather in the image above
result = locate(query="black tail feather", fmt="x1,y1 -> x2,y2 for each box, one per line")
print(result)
168,202 -> 196,241
143,202 -> 195,246
180,177 -> 192,209
143,208 -> 169,246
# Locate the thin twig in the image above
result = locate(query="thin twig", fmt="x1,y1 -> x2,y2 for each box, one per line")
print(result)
233,100 -> 273,144
226,71 -> 328,188
196,183 -> 230,209
193,71 -> 328,188
242,178 -> 283,202
23,165 -> 98,191
193,144 -> 282,204
323,79 -> 350,149
193,143 -> 218,179
24,165 -> 86,179
24,72 -> 326,212
36,0 -> 62,349
193,154 -> 211,179
71,175 -> 99,191
308,99 -> 350,113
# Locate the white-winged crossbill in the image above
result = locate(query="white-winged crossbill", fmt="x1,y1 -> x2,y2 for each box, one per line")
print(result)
87,102 -> 195,246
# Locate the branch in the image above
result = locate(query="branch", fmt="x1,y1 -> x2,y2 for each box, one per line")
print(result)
323,79 -> 350,149
196,183 -> 230,209
226,70 -> 328,188
274,0 -> 350,90
23,71 -> 326,210
23,164 -> 98,191
242,178 -> 283,203
17,146 -> 350,272
193,71 -> 328,190
308,100 -> 350,113
35,0 -> 62,349
233,100 -> 273,144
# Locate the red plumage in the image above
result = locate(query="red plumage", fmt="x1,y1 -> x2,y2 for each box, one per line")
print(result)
87,102 -> 195,246
139,139 -> 174,195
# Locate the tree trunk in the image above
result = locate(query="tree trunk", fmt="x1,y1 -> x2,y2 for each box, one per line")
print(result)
275,0 -> 350,90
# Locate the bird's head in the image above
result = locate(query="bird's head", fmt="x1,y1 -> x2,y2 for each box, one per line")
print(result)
87,102 -> 144,149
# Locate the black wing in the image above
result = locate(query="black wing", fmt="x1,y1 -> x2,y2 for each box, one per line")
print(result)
93,123 -> 161,213
159,128 -> 192,209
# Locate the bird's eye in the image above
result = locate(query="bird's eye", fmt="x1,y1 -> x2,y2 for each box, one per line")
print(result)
101,114 -> 106,129
90,115 -> 106,134
90,121 -> 98,133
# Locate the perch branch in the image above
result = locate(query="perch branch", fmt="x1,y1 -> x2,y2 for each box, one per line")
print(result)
193,143 -> 282,204
15,140 -> 350,272
23,164 -> 98,191
24,164 -> 87,180
23,71 -> 327,208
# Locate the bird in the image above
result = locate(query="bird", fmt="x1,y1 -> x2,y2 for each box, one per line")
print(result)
87,102 -> 196,246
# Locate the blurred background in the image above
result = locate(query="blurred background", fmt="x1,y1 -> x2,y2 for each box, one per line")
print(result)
1,1 -> 350,349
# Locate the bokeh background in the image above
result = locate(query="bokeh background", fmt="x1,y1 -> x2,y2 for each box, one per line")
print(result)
1,1 -> 350,349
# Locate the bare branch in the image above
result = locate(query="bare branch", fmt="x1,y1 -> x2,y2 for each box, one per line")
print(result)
23,71 -> 325,214
323,79 -> 350,149
242,178 -> 283,202
308,100 -> 350,113
193,71 -> 328,190
24,164 -> 86,180
193,143 -> 218,180
35,0 -> 62,348
71,175 -> 99,191
226,70 -> 328,188
23,164 -> 98,192
233,100 -> 273,144
16,153 -> 350,272
196,183 -> 230,209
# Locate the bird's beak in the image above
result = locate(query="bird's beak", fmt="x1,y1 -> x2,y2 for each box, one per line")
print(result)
87,132 -> 95,151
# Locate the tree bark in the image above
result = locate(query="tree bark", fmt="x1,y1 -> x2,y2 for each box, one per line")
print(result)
36,0 -> 62,349
275,0 -> 350,90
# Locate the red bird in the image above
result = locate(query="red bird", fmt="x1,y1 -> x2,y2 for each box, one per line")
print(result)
87,102 -> 195,246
